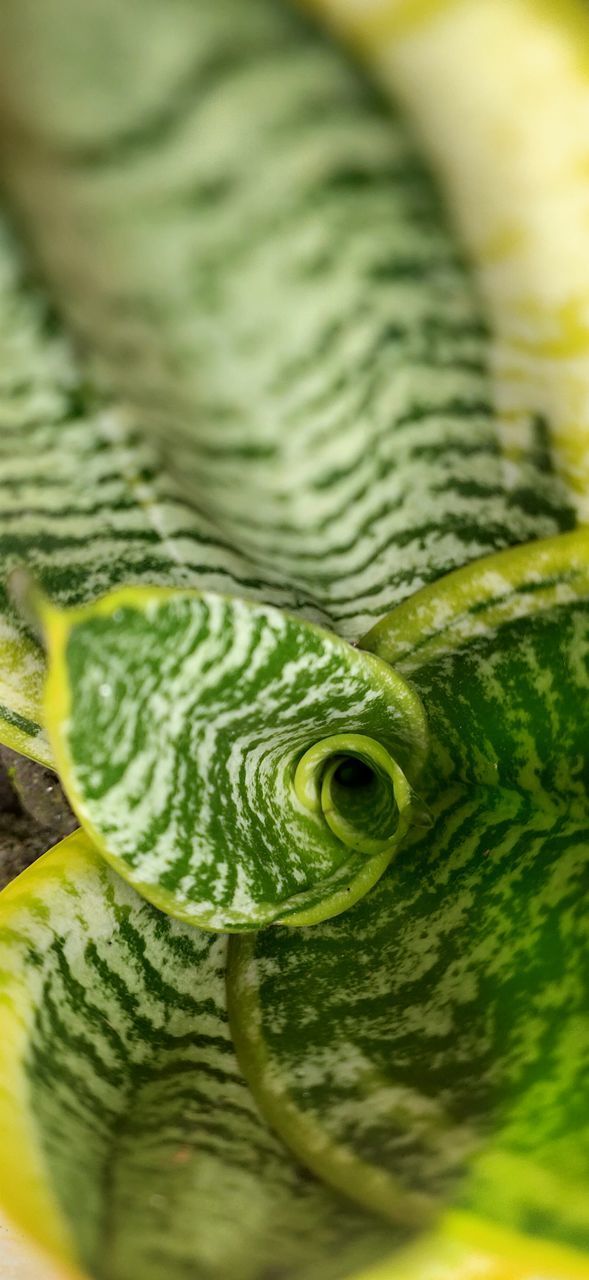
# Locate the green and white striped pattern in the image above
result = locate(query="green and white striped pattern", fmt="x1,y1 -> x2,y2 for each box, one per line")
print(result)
0,0 -> 573,926
0,0 -> 574,650
39,586 -> 426,929
0,832 -> 404,1280
0,2 -> 587,1273
0,216 -> 320,765
0,0 -> 575,787
229,531 -> 589,1252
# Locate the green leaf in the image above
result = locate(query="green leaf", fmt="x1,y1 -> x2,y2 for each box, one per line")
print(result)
0,831 -> 405,1280
0,0 -> 586,1272
228,530 -> 589,1256
0,0 -> 573,765
0,215 -> 313,768
36,585 -> 427,929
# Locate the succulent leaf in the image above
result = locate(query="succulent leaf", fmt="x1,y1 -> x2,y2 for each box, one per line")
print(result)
229,531 -> 589,1255
305,0 -> 589,510
0,832 -> 404,1280
0,0 -> 572,761
0,0 -> 588,1276
36,587 -> 426,929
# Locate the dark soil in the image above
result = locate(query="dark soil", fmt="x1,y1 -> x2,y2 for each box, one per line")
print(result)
0,745 -> 77,889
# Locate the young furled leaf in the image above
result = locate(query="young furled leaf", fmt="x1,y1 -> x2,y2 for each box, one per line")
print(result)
229,530 -> 589,1260
0,0 -> 573,930
35,586 -> 426,930
2,832 -> 585,1280
0,0 -> 572,641
0,1 -> 587,1277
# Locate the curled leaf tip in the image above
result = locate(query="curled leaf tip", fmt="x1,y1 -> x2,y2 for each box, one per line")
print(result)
41,585 -> 428,931
229,531 -> 589,1257
294,732 -> 413,857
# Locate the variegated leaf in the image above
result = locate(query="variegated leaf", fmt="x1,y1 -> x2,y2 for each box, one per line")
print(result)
0,832 -> 403,1280
229,531 -> 589,1258
0,0 -> 572,762
33,586 -> 426,929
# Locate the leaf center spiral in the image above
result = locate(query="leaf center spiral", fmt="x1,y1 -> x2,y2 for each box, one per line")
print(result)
294,733 -> 412,856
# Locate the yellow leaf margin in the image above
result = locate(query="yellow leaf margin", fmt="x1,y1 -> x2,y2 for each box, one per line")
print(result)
303,0 -> 589,510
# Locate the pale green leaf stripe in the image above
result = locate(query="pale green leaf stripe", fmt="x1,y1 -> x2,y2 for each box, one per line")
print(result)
39,586 -> 427,930
229,531 -> 589,1254
0,0 -> 574,772
0,832 -> 404,1280
0,217 -> 323,765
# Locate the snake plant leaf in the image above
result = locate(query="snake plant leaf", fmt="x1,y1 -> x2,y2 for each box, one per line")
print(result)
0,0 -> 575,792
0,215 -> 311,769
3,840 -> 576,1280
0,0 -> 574,649
0,0 -> 574,851
305,0 -> 589,513
0,830 -> 408,1280
32,584 -> 426,930
228,529 -> 589,1259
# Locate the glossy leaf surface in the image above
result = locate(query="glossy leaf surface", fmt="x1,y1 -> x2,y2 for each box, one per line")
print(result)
0,0 -> 571,765
230,532 -> 589,1256
0,217 -> 309,767
306,0 -> 589,511
0,1 -> 587,1277
38,587 -> 426,929
0,832 -> 403,1280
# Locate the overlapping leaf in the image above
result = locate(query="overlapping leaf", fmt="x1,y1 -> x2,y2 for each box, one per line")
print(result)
36,586 -> 426,928
0,0 -> 574,926
0,217 -> 311,767
229,532 -> 589,1261
306,0 -> 589,510
0,831 -> 405,1280
0,0 -> 587,1277
0,0 -> 572,658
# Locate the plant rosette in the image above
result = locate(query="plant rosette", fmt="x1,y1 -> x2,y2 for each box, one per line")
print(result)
27,582 -> 427,931
229,530 -> 589,1267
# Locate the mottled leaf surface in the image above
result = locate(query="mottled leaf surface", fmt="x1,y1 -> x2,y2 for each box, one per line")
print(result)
0,0 -> 572,716
0,217 -> 316,767
39,588 -> 426,929
0,832 -> 404,1280
230,532 -> 589,1255
0,1 -> 586,1276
